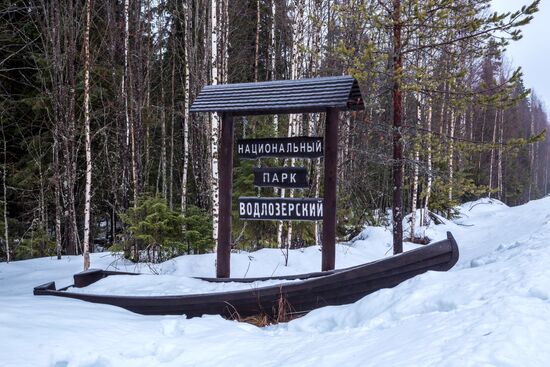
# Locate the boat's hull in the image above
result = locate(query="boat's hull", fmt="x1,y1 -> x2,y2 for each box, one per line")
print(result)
34,232 -> 459,319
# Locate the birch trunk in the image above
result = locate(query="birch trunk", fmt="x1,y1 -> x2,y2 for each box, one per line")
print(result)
53,135 -> 62,259
529,101 -> 535,200
156,8 -> 167,198
254,0 -> 260,82
160,52 -> 167,199
123,0 -> 130,205
410,94 -> 421,239
488,109 -> 498,198
82,0 -> 92,270
1,124 -> 8,263
120,0 -> 130,194
545,143 -> 549,195
448,109 -> 455,206
311,0 -> 322,246
424,104 -> 433,225
222,0 -> 229,84
211,0 -> 220,244
497,109 -> 504,199
181,0 -> 190,217
271,0 -> 284,249
169,32 -> 176,209
285,0 -> 305,251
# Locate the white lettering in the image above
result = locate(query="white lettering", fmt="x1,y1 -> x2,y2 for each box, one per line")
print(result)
315,140 -> 323,153
288,203 -> 295,216
310,202 -> 316,217
253,203 -> 260,218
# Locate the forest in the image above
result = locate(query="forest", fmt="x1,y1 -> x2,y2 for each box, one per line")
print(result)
1,0 -> 548,264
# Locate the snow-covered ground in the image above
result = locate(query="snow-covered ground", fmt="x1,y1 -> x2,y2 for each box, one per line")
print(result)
1,197 -> 550,366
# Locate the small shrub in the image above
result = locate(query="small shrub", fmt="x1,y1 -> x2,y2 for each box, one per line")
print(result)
114,194 -> 213,263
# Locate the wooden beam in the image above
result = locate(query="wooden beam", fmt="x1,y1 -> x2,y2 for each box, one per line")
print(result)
217,112 -> 234,278
322,108 -> 338,271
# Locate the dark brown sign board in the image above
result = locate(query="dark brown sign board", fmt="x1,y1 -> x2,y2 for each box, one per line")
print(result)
239,197 -> 323,221
237,137 -> 323,159
253,167 -> 309,188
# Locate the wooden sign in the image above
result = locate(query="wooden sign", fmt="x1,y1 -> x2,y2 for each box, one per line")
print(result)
253,167 -> 309,188
237,137 -> 323,159
239,197 -> 323,221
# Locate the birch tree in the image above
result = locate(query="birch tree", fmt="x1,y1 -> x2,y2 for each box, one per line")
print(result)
180,0 -> 190,217
83,0 -> 92,270
1,120 -> 8,263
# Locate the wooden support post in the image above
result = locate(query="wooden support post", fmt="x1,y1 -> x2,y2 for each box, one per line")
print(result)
322,108 -> 338,271
217,112 -> 234,278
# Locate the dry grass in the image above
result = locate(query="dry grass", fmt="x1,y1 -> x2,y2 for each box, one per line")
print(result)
225,294 -> 303,327
405,235 -> 431,245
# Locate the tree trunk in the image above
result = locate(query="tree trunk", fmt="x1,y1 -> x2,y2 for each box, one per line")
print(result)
285,0 -> 305,251
169,28 -> 176,210
424,103 -> 433,225
545,142 -> 549,196
497,108 -> 504,199
311,0 -> 322,246
181,0 -> 190,217
160,52 -> 167,199
448,109 -> 455,208
123,0 -> 130,207
254,0 -> 260,82
488,109 -> 498,198
53,134 -> 62,259
211,0 -> 221,246
392,0 -> 403,254
410,94 -> 421,239
271,0 -> 284,249
529,100 -> 535,200
1,123 -> 9,263
82,0 -> 92,270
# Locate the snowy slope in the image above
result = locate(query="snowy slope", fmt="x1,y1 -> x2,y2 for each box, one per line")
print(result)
1,197 -> 550,366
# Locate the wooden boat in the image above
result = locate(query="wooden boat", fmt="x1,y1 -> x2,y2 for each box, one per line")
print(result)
34,232 -> 459,319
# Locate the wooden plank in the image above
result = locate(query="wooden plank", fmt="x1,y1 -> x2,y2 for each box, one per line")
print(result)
238,197 -> 323,221
253,167 -> 309,188
237,137 -> 323,159
217,113 -> 234,278
33,234 -> 459,318
322,108 -> 338,271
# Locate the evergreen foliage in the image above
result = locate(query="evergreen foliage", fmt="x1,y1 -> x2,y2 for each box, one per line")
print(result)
113,195 -> 212,262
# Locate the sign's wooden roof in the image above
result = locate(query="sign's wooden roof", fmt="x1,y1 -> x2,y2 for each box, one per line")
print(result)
190,76 -> 364,115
